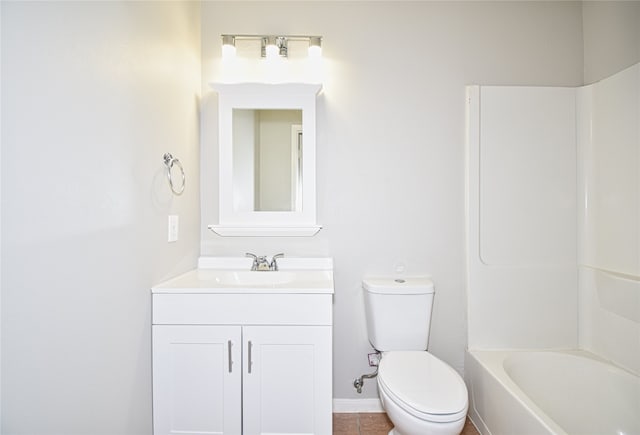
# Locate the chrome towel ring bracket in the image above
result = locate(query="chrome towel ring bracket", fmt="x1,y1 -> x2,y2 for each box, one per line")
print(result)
163,153 -> 185,195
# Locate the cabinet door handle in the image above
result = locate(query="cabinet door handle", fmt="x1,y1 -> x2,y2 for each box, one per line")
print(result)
228,340 -> 233,373
247,340 -> 253,374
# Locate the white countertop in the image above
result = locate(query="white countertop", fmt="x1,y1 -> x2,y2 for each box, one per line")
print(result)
152,257 -> 334,294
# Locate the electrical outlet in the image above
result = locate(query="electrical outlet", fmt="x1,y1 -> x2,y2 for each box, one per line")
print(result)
168,215 -> 179,242
368,353 -> 380,367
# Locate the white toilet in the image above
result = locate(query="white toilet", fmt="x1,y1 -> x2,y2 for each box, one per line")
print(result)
363,277 -> 469,435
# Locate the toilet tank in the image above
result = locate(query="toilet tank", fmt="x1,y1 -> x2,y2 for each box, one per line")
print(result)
363,277 -> 435,351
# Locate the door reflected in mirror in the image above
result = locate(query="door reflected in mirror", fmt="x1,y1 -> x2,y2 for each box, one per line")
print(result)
232,109 -> 302,212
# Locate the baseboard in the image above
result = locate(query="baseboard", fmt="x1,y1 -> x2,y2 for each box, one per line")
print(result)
332,398 -> 384,413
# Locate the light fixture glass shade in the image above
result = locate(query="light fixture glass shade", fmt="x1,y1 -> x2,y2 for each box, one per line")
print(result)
261,36 -> 277,58
222,44 -> 236,59
221,35 -> 236,58
308,36 -> 322,58
265,45 -> 279,59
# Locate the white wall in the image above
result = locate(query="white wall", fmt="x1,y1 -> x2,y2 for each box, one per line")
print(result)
200,1 -> 584,401
582,1 -> 640,84
579,1 -> 640,376
1,2 -> 201,433
465,0 -> 639,371
577,63 -> 640,375
467,86 -> 578,349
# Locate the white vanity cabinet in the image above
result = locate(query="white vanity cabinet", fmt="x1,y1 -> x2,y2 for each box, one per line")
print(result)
151,264 -> 333,435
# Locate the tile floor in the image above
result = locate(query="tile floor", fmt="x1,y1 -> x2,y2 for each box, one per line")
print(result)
332,413 -> 480,435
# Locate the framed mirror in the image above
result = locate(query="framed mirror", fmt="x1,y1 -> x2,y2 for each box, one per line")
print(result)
209,83 -> 322,236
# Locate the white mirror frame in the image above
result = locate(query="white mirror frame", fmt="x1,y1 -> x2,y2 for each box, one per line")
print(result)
208,83 -> 322,237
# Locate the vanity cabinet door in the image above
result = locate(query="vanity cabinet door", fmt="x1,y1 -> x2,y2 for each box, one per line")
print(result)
242,326 -> 332,435
153,325 -> 242,435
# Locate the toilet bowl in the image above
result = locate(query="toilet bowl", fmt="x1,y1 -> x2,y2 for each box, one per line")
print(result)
362,277 -> 469,435
377,351 -> 468,435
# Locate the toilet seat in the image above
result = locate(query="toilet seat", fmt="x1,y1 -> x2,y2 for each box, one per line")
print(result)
378,351 -> 468,423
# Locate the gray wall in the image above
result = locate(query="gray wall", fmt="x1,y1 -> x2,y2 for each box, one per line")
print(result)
1,2 -> 201,433
583,1 -> 640,84
199,1 -> 584,401
2,1 -> 638,433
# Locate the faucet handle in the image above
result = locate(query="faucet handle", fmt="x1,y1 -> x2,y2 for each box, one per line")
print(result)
245,253 -> 258,270
270,253 -> 284,271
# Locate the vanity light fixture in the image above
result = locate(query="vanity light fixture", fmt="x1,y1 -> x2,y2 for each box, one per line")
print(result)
221,34 -> 322,59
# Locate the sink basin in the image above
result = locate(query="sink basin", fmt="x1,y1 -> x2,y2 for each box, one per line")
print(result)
152,258 -> 334,294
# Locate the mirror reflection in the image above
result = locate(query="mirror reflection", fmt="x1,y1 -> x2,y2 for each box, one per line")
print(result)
232,109 -> 302,212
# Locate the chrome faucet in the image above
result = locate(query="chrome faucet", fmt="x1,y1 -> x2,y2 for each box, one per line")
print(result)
246,252 -> 284,271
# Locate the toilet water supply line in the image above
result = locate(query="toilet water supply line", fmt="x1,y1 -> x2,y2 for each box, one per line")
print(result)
353,367 -> 378,394
353,351 -> 381,393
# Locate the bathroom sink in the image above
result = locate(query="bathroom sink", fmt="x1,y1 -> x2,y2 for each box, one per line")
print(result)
152,258 -> 334,294
208,270 -> 301,286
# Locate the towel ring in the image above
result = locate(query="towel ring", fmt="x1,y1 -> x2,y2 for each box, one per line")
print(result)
163,153 -> 185,195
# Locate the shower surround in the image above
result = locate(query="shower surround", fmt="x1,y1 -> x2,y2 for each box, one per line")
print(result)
465,63 -> 640,434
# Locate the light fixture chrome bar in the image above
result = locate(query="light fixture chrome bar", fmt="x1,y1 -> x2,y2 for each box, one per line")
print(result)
222,34 -> 322,41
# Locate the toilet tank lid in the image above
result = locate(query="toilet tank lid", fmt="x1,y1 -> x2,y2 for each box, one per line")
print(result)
363,277 -> 434,294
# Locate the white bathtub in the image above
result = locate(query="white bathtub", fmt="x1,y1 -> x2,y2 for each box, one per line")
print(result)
465,350 -> 640,435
